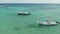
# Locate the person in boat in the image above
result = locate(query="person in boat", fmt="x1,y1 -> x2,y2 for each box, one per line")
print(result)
45,17 -> 52,24
45,17 -> 60,24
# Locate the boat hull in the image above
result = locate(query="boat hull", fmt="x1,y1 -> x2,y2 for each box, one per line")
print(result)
17,12 -> 31,15
37,21 -> 58,26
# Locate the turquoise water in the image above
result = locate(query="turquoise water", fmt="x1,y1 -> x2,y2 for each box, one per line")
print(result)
0,4 -> 60,34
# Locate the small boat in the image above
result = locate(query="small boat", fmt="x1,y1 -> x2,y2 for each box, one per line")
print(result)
37,21 -> 58,26
37,17 -> 59,26
17,12 -> 31,15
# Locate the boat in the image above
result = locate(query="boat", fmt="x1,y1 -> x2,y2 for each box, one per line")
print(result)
37,16 -> 60,25
17,12 -> 31,15
37,21 -> 58,26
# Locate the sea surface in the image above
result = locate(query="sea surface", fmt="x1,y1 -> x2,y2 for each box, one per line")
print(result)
0,3 -> 60,34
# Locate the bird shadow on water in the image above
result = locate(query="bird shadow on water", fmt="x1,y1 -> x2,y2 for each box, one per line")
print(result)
7,23 -> 21,31
14,26 -> 21,31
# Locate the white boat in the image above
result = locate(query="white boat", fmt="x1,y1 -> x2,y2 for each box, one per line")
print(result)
17,12 -> 31,15
37,21 -> 58,26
